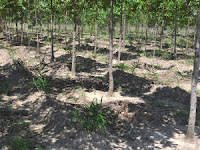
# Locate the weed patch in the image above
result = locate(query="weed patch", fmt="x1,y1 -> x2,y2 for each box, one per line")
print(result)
32,75 -> 52,94
68,98 -> 113,132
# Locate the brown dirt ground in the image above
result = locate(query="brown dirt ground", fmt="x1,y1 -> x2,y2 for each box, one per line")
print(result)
0,33 -> 200,150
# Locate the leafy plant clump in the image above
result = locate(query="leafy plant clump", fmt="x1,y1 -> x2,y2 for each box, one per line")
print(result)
32,75 -> 52,94
68,98 -> 113,132
7,136 -> 30,150
115,63 -> 130,71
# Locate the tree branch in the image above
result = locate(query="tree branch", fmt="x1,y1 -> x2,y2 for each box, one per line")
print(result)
183,0 -> 196,19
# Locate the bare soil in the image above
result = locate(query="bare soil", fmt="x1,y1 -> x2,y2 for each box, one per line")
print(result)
0,33 -> 200,150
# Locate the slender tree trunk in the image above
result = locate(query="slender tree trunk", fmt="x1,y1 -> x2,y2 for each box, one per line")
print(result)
9,19 -> 10,41
0,16 -> 2,32
71,0 -> 76,77
153,23 -> 156,70
65,12 -> 67,34
186,1 -> 200,139
78,17 -> 80,50
13,22 -> 15,42
21,8 -> 23,46
55,20 -> 57,39
160,20 -> 164,50
118,0 -> 123,61
194,25 -> 196,47
27,0 -> 30,50
160,4 -> 164,50
123,6 -> 126,48
50,0 -> 54,62
5,15 -> 7,39
186,17 -> 190,51
34,0 -> 39,50
58,21 -> 60,38
94,8 -> 98,56
47,20 -> 50,37
65,12 -> 67,46
16,17 -> 18,44
145,15 -> 149,52
108,0 -> 114,96
40,18 -> 43,38
138,20 -> 140,40
174,3 -> 178,59
141,15 -> 144,40
81,18 -> 83,39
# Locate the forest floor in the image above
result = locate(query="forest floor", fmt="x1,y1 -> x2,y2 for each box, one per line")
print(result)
0,32 -> 200,150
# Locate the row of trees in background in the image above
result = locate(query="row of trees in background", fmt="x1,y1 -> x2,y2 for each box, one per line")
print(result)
0,0 -> 198,55
0,0 -> 200,140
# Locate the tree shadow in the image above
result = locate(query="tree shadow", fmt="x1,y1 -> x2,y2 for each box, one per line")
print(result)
97,47 -> 109,55
0,62 -> 37,102
55,55 -> 107,74
78,44 -> 94,52
126,45 -> 137,53
114,52 -> 138,61
112,70 -> 153,96
17,86 -> 200,149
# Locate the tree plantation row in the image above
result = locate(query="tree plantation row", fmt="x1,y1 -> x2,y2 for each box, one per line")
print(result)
0,0 -> 200,143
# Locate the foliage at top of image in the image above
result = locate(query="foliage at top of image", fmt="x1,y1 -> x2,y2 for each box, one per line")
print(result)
67,97 -> 113,132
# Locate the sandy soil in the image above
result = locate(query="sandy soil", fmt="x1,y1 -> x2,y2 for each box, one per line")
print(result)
0,33 -> 200,150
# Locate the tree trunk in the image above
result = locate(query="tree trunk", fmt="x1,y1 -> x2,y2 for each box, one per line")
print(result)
94,8 -> 98,56
186,0 -> 200,139
81,18 -> 83,39
34,0 -> 39,50
194,24 -> 196,47
123,6 -> 126,48
71,0 -> 76,77
160,4 -> 164,50
0,16 -> 2,32
65,12 -> 67,46
118,0 -> 123,61
160,20 -> 164,50
55,20 -> 57,39
108,0 -> 114,96
50,0 -> 54,62
145,14 -> 149,52
40,18 -> 43,38
78,17 -> 80,50
8,18 -> 10,41
65,12 -> 67,34
186,17 -> 190,51
27,0 -> 30,50
21,7 -> 23,46
174,3 -> 178,59
141,15 -> 144,40
16,17 -> 18,44
138,20 -> 140,40
5,15 -> 7,39
58,21 -> 60,38
153,23 -> 156,70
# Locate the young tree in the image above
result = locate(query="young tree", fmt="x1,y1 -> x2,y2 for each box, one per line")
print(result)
123,6 -> 126,48
186,0 -> 200,140
71,0 -> 77,77
174,2 -> 177,59
34,0 -> 39,50
50,0 -> 54,62
108,0 -> 114,96
94,7 -> 98,56
118,0 -> 123,61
